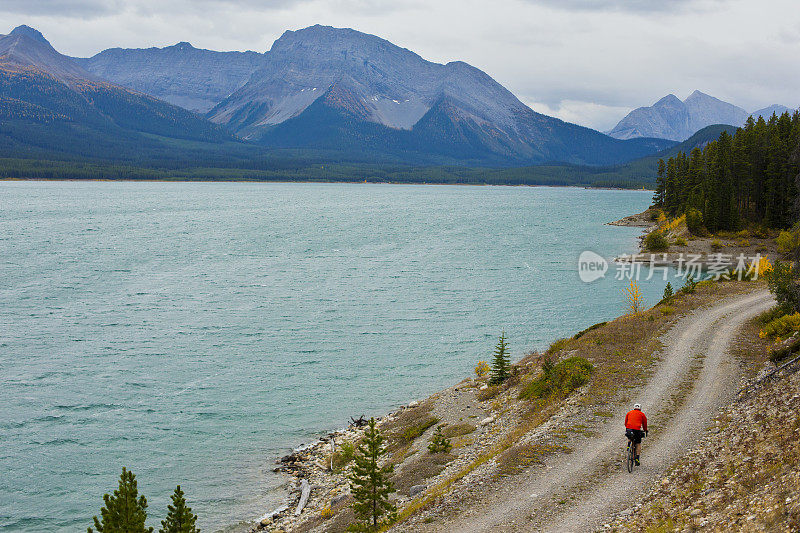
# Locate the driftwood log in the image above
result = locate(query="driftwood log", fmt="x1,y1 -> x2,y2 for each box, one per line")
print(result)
295,479 -> 311,516
350,415 -> 367,427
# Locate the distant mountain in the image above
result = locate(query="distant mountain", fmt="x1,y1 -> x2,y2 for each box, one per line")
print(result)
608,91 -> 794,142
751,104 -> 791,120
0,25 -> 232,160
1,25 -> 91,83
206,25 -> 672,165
608,91 -> 749,141
74,43 -> 266,113
2,23 -> 674,168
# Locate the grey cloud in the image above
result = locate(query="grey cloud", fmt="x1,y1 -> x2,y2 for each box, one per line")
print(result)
524,0 -> 720,13
0,0 -> 123,17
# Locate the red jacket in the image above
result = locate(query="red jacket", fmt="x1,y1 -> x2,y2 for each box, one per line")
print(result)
625,409 -> 647,431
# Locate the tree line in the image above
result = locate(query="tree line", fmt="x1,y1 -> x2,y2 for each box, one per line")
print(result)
653,111 -> 800,231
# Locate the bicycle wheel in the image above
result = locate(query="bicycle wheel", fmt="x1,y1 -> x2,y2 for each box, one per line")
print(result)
626,441 -> 634,473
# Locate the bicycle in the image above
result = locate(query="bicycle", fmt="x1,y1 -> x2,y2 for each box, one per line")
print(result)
626,436 -> 636,473
625,430 -> 646,473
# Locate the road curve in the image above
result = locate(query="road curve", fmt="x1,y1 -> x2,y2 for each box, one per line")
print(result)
427,289 -> 774,533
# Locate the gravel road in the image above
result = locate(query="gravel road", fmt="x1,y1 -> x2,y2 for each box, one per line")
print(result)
433,289 -> 774,532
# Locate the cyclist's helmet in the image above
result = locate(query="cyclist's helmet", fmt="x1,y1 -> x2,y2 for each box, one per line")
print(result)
633,403 -> 641,410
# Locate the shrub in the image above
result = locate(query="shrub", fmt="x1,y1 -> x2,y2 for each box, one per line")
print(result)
440,423 -> 476,438
541,353 -> 555,375
476,385 -> 500,402
427,426 -> 452,454
321,507 -> 335,519
662,214 -> 686,233
686,208 -> 706,236
474,360 -> 490,378
710,238 -> 723,251
519,356 -> 594,400
766,262 -> 800,313
680,276 -> 698,294
649,209 -> 664,222
753,226 -> 769,239
331,441 -> 356,471
738,239 -> 751,247
752,256 -> 773,278
737,229 -> 752,239
759,313 -> 800,339
624,279 -> 643,315
673,237 -> 688,246
400,417 -> 438,441
776,223 -> 800,261
758,306 -> 787,325
660,306 -> 675,316
644,230 -> 669,252
770,337 -> 800,364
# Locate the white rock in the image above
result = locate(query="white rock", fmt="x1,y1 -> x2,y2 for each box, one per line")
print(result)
479,416 -> 495,426
408,400 -> 420,408
479,384 -> 489,390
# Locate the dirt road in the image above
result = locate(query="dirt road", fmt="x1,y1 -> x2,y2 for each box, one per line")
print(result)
428,289 -> 774,532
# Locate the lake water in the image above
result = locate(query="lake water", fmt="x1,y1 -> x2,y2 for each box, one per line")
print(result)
0,181 -> 668,532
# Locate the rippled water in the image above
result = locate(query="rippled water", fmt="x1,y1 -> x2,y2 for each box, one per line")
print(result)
0,181 -> 667,531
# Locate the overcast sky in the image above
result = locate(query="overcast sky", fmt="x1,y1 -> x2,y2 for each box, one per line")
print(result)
2,0 -> 798,130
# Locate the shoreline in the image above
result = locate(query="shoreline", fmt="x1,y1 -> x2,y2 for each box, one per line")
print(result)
251,281 -> 769,532
0,177 -> 654,191
244,209 -> 657,532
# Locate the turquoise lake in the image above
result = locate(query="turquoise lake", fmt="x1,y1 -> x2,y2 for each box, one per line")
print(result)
0,181 -> 669,531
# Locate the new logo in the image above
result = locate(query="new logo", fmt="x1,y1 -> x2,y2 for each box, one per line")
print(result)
578,251 -> 608,283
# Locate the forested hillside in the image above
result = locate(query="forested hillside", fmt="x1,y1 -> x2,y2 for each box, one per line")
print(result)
653,112 -> 800,230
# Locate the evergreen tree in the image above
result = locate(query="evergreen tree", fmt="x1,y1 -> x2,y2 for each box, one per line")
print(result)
89,467 -> 153,533
348,418 -> 396,530
159,486 -> 199,533
653,159 -> 666,206
489,331 -> 510,385
655,111 -> 799,231
663,282 -> 674,301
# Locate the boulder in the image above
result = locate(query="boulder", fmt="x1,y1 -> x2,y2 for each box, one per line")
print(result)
409,484 -> 426,497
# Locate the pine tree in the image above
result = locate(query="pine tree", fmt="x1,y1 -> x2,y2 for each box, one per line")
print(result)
159,486 -> 199,533
653,159 -> 666,206
89,467 -> 153,533
348,418 -> 396,530
489,331 -> 510,385
663,282 -> 674,301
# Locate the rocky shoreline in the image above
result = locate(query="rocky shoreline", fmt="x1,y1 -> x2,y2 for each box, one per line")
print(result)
251,415 -> 380,531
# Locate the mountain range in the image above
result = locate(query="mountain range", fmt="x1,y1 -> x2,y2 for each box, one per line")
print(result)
6,22 -> 783,174
607,91 -> 791,141
0,24 -> 234,163
63,24 -> 672,166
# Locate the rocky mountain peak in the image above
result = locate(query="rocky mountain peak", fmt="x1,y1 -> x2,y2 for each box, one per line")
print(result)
269,24 -> 423,64
9,25 -> 50,46
655,94 -> 682,106
169,41 -> 195,51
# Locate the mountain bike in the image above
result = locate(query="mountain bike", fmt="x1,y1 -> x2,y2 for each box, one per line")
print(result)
626,437 -> 636,473
625,430 -> 645,473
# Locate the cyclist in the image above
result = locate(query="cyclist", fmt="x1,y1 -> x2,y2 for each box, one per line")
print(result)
625,403 -> 648,465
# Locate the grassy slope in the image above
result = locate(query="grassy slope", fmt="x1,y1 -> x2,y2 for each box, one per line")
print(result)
610,312 -> 800,532
279,280 -> 761,532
